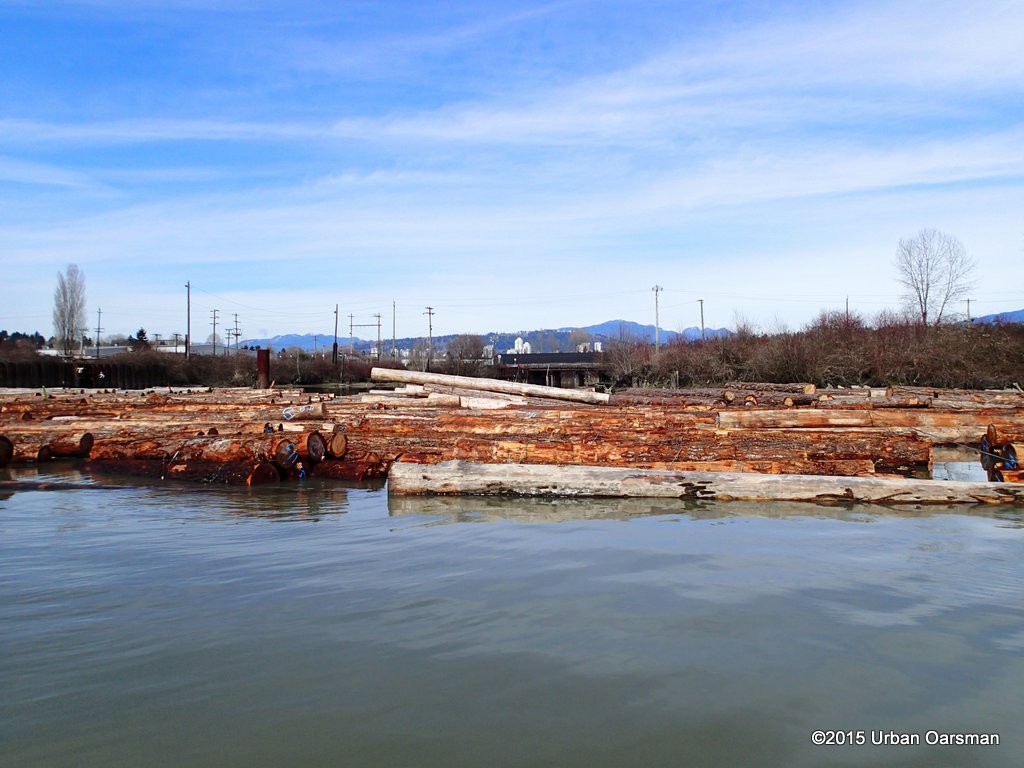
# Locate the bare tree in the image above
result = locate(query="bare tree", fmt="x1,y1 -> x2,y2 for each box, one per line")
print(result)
52,264 -> 87,355
445,334 -> 485,375
895,228 -> 975,326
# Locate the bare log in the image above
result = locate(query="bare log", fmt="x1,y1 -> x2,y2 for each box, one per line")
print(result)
370,367 -> 611,404
388,460 -> 1024,504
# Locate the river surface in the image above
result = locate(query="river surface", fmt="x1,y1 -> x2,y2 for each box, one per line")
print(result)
2,466 -> 1022,767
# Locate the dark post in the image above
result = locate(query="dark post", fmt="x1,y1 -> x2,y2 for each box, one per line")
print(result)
256,349 -> 271,389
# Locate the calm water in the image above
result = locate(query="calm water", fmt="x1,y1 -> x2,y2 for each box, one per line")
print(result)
2,466 -> 1023,767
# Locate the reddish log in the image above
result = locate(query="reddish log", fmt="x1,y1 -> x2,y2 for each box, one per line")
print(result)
313,453 -> 389,481
11,438 -> 54,464
165,460 -> 284,484
89,434 -> 301,469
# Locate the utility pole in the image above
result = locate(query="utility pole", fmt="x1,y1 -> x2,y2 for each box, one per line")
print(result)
652,285 -> 662,352
231,313 -> 240,354
185,281 -> 191,359
211,309 -> 219,357
349,314 -> 354,355
332,304 -> 339,364
698,298 -> 705,342
173,332 -> 181,353
392,300 -> 397,360
94,307 -> 103,359
372,314 -> 381,361
424,306 -> 435,371
966,298 -> 973,324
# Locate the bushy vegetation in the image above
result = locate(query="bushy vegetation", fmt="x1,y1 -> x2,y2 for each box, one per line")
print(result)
603,313 -> 1024,391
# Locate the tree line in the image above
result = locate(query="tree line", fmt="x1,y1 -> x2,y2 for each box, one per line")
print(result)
12,229 -> 1017,389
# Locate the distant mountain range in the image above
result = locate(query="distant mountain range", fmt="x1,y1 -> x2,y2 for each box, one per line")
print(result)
241,319 -> 732,353
240,309 -> 1024,353
973,308 -> 1024,325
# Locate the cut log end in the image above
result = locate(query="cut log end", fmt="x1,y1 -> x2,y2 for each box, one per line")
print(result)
246,462 -> 281,485
325,431 -> 348,459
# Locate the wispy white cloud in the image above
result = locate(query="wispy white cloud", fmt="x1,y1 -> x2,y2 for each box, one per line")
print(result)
0,118 -> 325,145
0,156 -> 97,188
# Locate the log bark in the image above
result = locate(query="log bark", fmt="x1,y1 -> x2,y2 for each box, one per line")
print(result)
370,367 -> 611,404
718,410 -> 874,429
84,458 -> 280,484
11,438 -> 54,464
1,430 -> 93,457
89,434 -> 304,468
388,460 -> 1024,504
282,402 -> 330,420
165,460 -> 281,485
725,382 -> 817,395
313,455 -> 389,481
290,431 -> 326,463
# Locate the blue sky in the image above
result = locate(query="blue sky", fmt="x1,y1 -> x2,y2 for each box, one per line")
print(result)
2,0 -> 1022,342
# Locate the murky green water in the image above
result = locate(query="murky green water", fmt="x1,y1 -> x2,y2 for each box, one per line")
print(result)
2,466 -> 1022,767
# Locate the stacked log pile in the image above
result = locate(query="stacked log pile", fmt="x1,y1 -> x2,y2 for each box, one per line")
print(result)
1,373 -> 1023,490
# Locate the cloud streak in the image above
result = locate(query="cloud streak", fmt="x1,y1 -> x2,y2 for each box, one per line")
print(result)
1,0 -> 1022,337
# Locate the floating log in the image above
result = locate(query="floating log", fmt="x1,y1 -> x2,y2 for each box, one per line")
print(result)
440,428 -> 929,474
370,367 -> 611,404
313,454 -> 389,481
388,460 -> 1024,504
165,460 -> 281,485
11,438 -> 54,464
84,458 -> 280,484
2,430 -> 94,457
89,434 -> 303,469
